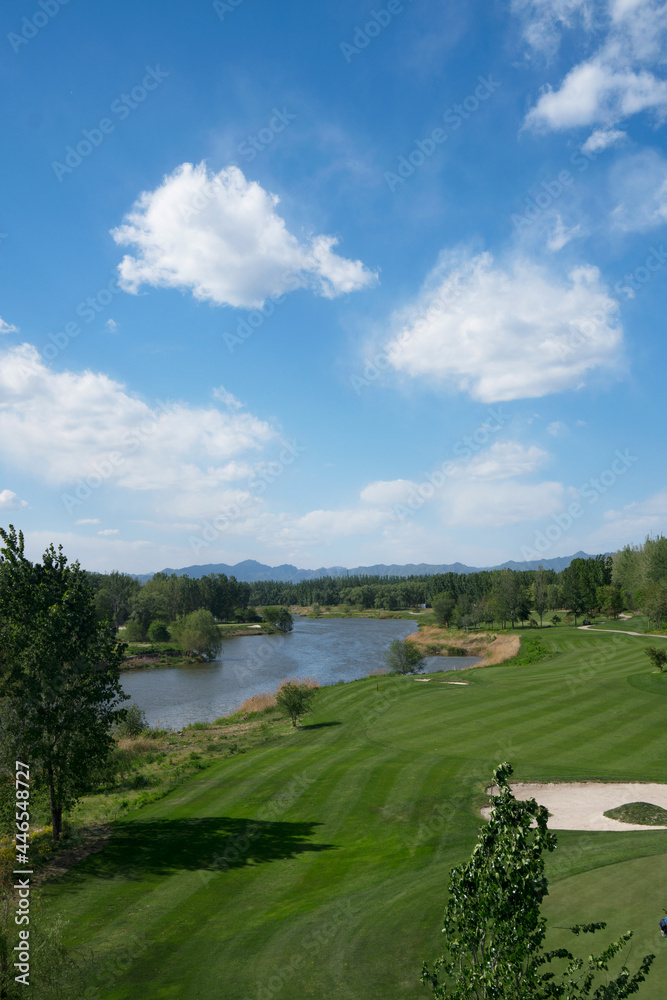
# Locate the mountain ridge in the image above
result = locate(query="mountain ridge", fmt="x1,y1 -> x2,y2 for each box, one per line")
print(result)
133,551 -> 596,583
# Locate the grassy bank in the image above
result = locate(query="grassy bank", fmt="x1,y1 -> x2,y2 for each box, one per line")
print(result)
37,626 -> 667,999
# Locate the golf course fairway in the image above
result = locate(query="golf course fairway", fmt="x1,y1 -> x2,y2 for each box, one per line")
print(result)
43,627 -> 667,998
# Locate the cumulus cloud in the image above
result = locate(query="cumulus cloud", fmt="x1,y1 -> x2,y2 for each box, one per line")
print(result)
112,162 -> 377,309
592,488 -> 667,546
0,489 -> 28,511
609,149 -> 667,230
360,479 -> 419,504
524,1 -> 667,131
0,344 -> 276,517
0,317 -> 18,335
384,251 -> 622,402
440,441 -> 564,527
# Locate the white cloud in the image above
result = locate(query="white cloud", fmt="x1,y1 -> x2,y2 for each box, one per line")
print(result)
112,162 -> 377,309
524,1 -> 667,131
547,214 -> 583,250
0,344 -> 276,518
440,441 -> 564,527
592,488 -> 667,545
75,518 -> 101,525
546,420 -> 566,436
212,385 -> 243,410
0,317 -> 18,335
105,319 -> 119,332
581,126 -> 627,153
512,0 -> 594,59
609,149 -> 667,230
360,479 -> 419,504
384,251 -> 622,402
0,489 -> 28,511
97,528 -> 120,537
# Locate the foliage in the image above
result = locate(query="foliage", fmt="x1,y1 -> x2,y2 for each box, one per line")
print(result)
115,703 -> 149,737
171,609 -> 223,659
644,646 -> 667,672
275,682 -> 316,726
422,762 -> 654,999
432,591 -> 456,627
508,636 -> 551,666
384,638 -> 425,675
123,617 -> 147,642
261,606 -> 294,632
147,620 -> 171,642
0,526 -> 127,840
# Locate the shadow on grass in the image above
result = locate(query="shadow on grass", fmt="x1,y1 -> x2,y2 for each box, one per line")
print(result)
299,721 -> 343,730
60,817 -> 334,882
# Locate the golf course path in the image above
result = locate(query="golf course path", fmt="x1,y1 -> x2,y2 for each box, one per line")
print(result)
483,782 -> 667,831
578,625 -> 667,637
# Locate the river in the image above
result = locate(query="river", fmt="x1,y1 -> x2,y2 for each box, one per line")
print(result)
120,615 -> 480,729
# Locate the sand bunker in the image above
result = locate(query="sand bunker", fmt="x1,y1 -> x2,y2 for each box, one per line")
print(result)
481,782 -> 667,831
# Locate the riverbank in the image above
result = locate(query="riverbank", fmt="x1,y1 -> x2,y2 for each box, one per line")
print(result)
406,626 -> 520,666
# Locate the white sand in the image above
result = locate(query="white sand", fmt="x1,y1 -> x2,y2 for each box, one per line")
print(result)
481,782 -> 667,831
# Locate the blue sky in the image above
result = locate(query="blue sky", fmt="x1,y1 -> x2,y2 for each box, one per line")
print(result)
1,0 -> 666,573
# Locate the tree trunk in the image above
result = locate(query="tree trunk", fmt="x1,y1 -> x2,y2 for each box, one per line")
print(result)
48,771 -> 62,841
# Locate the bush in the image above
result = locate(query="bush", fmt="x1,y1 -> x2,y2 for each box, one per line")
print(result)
123,618 -> 146,642
275,682 -> 316,727
262,607 -> 293,632
384,638 -> 426,675
115,703 -> 149,737
147,620 -> 171,642
172,609 -> 223,659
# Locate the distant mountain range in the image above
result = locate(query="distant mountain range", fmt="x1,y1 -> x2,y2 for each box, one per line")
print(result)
134,551 -> 596,584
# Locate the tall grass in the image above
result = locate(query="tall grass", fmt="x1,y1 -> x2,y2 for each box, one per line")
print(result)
230,676 -> 319,716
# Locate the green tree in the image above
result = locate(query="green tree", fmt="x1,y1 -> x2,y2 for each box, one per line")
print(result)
384,638 -> 425,675
172,609 -> 223,659
275,682 -> 316,727
147,620 -> 171,642
123,617 -> 146,642
532,566 -> 548,626
596,585 -> 624,619
644,646 -> 667,672
262,606 -> 294,632
432,591 -> 456,627
0,526 -> 127,840
422,762 -> 654,999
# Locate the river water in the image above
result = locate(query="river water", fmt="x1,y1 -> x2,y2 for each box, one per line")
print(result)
119,615 -> 480,729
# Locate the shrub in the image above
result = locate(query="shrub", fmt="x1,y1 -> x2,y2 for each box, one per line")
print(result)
384,638 -> 425,675
115,703 -> 149,737
147,620 -> 171,642
172,609 -> 223,659
123,618 -> 146,642
276,682 -> 317,727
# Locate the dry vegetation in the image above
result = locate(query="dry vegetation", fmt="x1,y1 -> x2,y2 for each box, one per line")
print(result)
406,627 -> 520,667
231,676 -> 319,715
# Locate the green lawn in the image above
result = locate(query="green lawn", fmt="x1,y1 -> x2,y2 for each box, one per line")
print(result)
42,628 -> 667,998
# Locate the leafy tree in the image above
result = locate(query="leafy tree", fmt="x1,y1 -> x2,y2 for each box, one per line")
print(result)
147,620 -> 171,642
275,682 -> 316,727
596,585 -> 624,619
384,638 -> 425,675
123,617 -> 146,641
114,702 -> 149,737
551,614 -> 561,625
560,568 -> 586,625
0,526 -> 127,840
432,591 -> 456,627
546,583 -> 561,612
262,606 -> 294,632
422,762 -> 654,999
533,567 -> 548,626
644,646 -> 667,672
172,609 -> 223,659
